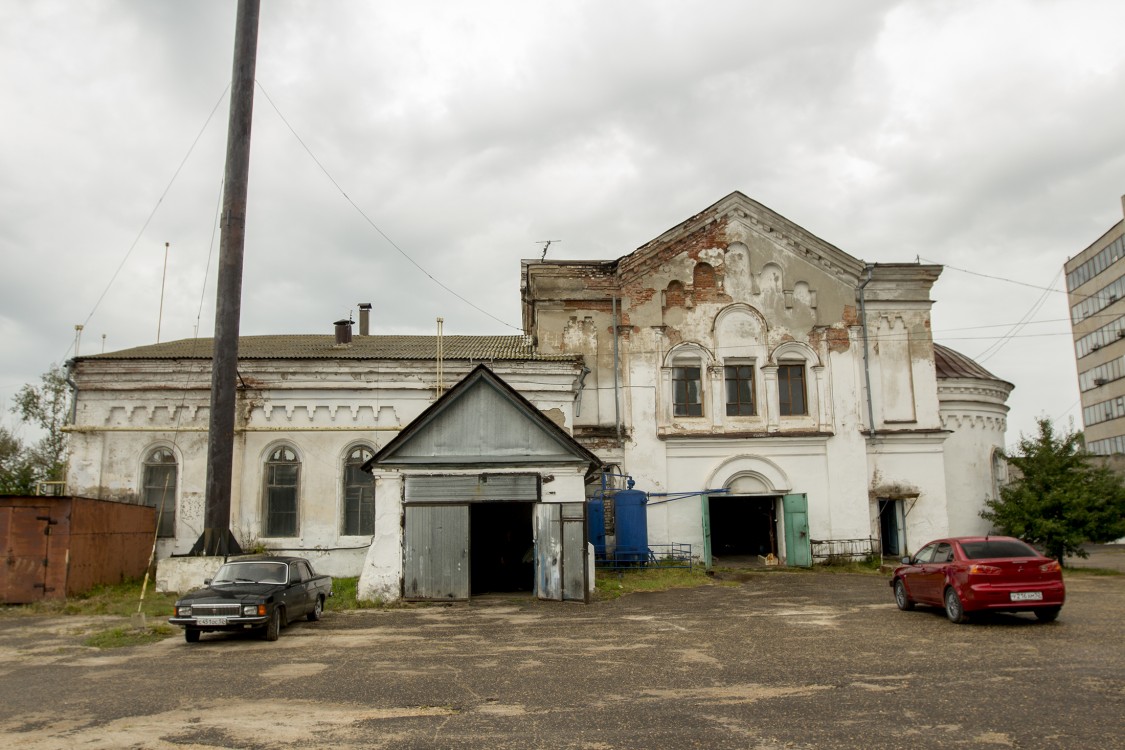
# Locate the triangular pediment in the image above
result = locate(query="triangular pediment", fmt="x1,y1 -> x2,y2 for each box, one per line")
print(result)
618,191 -> 867,286
365,365 -> 600,469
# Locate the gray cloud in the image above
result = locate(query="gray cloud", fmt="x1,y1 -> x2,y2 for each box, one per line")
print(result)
2,0 -> 1123,445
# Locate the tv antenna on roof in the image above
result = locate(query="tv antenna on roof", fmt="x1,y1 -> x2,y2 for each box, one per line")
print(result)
537,240 -> 561,260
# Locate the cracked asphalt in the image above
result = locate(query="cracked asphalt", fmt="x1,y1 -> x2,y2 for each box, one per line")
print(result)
0,570 -> 1122,749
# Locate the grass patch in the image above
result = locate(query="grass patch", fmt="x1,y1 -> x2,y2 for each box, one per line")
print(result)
83,624 -> 177,649
813,556 -> 886,575
594,565 -> 713,601
1063,567 -> 1122,577
0,579 -> 180,619
328,576 -> 388,610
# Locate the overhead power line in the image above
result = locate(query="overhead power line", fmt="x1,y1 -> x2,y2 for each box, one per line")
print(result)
60,85 -> 231,364
254,81 -> 521,332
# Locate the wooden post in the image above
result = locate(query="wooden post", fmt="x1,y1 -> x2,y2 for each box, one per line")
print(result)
202,0 -> 260,556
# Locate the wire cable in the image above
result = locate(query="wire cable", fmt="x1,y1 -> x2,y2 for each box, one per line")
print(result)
59,85 -> 231,364
975,268 -> 1062,364
254,81 -> 521,332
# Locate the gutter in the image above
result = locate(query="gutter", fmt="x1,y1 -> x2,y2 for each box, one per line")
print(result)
574,365 -> 591,418
858,265 -> 877,439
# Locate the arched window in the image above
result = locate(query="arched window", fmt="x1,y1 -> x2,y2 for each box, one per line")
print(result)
142,447 -> 177,538
342,445 -> 375,535
264,446 -> 300,537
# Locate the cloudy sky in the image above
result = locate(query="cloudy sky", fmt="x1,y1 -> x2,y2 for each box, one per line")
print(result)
2,0 -> 1124,447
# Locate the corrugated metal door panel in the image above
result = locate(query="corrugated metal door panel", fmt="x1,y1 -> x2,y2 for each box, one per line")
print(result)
0,507 -> 50,604
561,502 -> 587,602
534,503 -> 562,600
403,505 -> 469,600
405,474 -> 539,503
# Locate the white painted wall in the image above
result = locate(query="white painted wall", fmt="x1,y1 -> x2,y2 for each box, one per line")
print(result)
66,358 -> 582,578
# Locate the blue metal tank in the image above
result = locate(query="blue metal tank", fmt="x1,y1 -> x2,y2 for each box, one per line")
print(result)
614,489 -> 649,563
587,496 -> 606,559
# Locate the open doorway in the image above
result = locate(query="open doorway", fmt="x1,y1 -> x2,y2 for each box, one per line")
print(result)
878,499 -> 905,558
709,495 -> 778,562
471,502 -> 534,595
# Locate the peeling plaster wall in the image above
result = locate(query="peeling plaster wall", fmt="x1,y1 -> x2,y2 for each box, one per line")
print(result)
524,194 -> 984,559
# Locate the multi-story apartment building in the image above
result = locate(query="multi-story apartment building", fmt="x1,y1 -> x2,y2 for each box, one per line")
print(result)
1066,195 -> 1125,455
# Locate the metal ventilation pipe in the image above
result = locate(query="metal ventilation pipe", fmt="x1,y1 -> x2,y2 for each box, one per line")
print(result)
334,319 -> 352,345
358,302 -> 372,336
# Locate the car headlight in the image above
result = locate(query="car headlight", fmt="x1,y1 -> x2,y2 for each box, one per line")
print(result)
176,605 -> 192,617
243,604 -> 264,616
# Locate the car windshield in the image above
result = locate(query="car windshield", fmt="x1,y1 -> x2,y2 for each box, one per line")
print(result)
960,540 -> 1039,559
212,562 -> 287,584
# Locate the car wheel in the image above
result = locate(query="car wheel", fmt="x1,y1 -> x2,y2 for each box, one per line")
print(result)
893,579 -> 915,611
306,596 -> 324,622
1034,606 -> 1061,623
944,587 -> 968,624
184,628 -> 201,644
264,608 -> 281,641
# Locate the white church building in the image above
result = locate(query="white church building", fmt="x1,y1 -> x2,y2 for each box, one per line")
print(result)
64,192 -> 1013,601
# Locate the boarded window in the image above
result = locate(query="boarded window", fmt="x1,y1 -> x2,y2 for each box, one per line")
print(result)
264,446 -> 299,537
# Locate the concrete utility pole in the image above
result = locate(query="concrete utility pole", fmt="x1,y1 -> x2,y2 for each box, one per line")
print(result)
201,0 -> 260,556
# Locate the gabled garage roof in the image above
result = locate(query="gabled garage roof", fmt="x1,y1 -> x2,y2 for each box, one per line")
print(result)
364,364 -> 600,473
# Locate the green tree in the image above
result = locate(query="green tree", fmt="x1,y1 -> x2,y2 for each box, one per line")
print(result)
0,425 -> 36,494
10,364 -> 71,486
982,418 -> 1125,564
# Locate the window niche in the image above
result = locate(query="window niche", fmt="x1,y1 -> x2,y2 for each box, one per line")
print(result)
142,447 -> 177,538
342,445 -> 375,536
264,445 -> 300,537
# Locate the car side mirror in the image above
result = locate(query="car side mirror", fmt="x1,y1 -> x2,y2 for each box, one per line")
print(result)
901,556 -> 911,565
204,578 -> 212,585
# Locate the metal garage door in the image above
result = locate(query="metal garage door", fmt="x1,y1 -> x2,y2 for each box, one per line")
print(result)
534,502 -> 588,602
403,504 -> 469,600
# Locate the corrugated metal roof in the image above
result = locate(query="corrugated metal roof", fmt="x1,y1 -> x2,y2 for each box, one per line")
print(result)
79,335 -> 575,362
934,343 -> 1011,386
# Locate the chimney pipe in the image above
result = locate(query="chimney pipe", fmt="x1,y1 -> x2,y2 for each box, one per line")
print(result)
358,302 -> 372,336
334,319 -> 352,346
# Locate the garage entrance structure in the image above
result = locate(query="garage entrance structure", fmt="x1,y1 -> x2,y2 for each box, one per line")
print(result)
357,365 -> 601,603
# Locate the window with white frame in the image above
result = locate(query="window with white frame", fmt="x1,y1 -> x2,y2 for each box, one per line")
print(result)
777,362 -> 807,416
142,447 -> 177,538
672,359 -> 703,417
342,445 -> 375,535
264,446 -> 300,537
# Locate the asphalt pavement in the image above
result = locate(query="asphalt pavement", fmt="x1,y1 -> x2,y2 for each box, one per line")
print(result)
0,570 -> 1122,749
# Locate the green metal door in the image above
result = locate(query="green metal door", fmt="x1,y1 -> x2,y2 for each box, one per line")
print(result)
701,494 -> 713,571
782,493 -> 811,567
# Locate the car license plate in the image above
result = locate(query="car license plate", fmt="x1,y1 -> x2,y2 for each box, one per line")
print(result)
1010,591 -> 1043,602
196,617 -> 228,626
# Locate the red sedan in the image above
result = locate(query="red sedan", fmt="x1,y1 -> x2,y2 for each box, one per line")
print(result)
890,536 -> 1065,623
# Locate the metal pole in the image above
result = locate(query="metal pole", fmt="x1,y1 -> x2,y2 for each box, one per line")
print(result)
202,0 -> 260,557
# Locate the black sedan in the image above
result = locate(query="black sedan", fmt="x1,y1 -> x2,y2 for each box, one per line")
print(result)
169,556 -> 333,643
